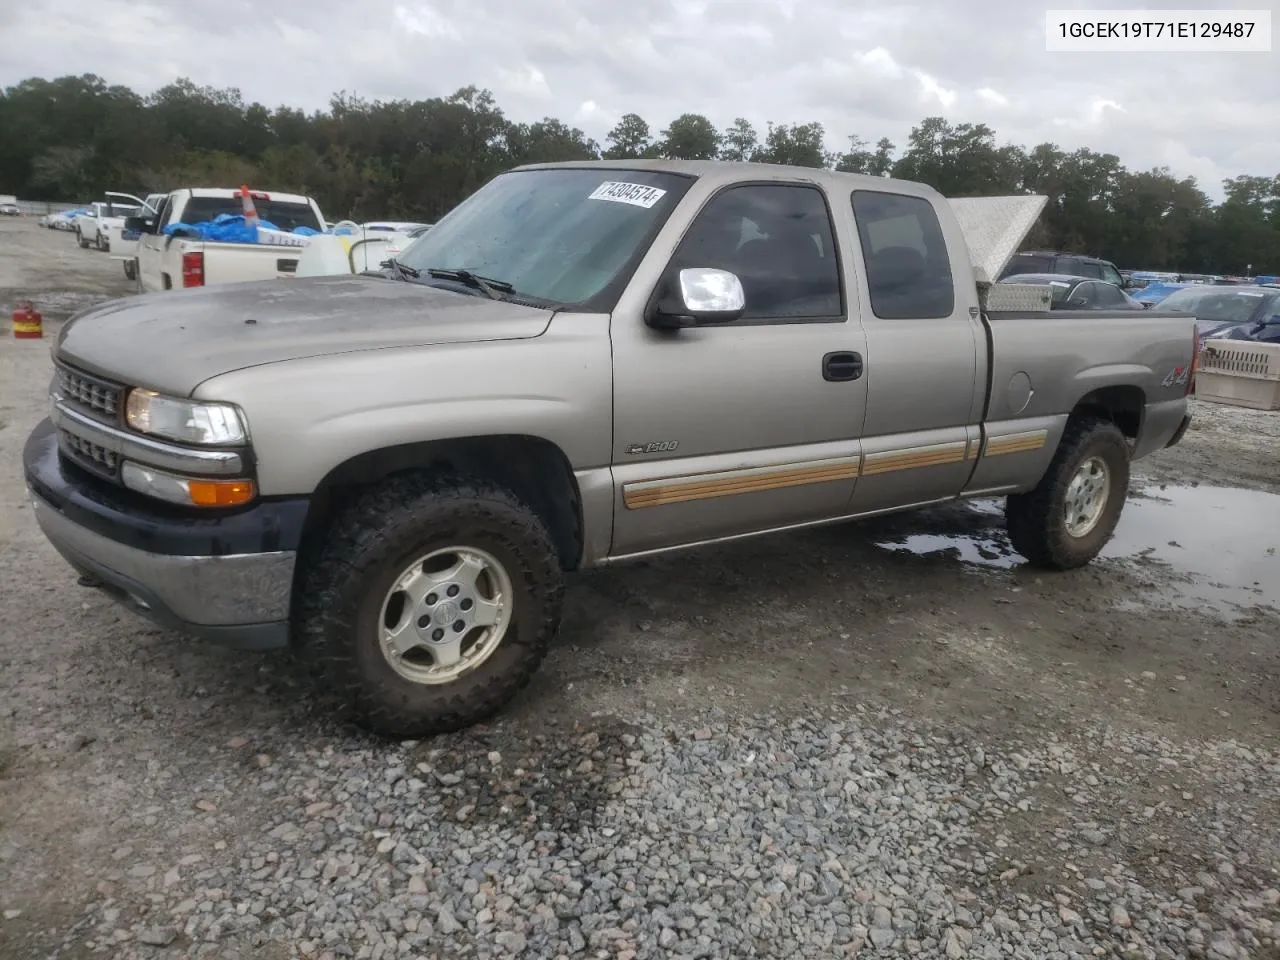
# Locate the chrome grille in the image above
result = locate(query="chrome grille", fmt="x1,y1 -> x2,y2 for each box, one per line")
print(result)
59,429 -> 120,476
56,364 -> 122,419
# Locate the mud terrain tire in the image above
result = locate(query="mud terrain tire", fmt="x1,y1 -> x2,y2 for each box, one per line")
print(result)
1005,417 -> 1130,570
296,474 -> 564,738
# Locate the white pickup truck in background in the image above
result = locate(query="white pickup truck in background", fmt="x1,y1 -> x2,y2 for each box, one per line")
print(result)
104,192 -> 166,279
130,187 -> 327,293
75,198 -> 143,251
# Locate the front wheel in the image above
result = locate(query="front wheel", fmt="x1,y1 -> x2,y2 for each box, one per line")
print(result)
76,231 -> 88,248
1005,417 -> 1130,570
296,474 -> 564,738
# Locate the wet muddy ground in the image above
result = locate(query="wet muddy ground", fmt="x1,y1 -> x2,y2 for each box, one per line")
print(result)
872,483 -> 1279,618
1,219 -> 1278,958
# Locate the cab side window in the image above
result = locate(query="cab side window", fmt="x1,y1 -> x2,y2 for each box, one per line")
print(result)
1090,281 -> 1130,307
851,191 -> 954,319
670,184 -> 843,321
1067,282 -> 1100,307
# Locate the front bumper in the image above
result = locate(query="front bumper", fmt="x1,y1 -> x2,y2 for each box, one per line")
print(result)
24,418 -> 309,650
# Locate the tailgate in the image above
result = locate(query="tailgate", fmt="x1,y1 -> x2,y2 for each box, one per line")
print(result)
200,241 -> 305,283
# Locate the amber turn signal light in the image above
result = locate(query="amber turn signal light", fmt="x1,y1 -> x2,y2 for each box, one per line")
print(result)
186,478 -> 256,507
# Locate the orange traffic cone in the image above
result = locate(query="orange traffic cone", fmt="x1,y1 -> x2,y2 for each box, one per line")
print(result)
238,185 -> 260,228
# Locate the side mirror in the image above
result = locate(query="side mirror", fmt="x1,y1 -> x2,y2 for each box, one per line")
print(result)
647,267 -> 745,330
124,216 -> 152,234
1066,297 -> 1089,309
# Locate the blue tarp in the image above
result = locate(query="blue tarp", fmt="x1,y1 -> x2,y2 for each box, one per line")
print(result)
164,214 -> 273,243
162,214 -> 319,244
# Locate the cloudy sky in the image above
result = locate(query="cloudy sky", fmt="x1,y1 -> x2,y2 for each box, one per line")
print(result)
2,0 -> 1275,198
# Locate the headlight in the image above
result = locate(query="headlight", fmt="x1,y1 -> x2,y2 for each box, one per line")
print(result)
125,389 -> 247,445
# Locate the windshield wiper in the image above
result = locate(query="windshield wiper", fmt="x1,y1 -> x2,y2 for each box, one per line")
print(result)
425,268 -> 514,300
381,258 -> 421,281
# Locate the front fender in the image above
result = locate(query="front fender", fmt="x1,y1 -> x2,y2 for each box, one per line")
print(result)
193,312 -> 614,498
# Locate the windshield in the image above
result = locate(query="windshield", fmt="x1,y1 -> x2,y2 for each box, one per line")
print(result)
1158,288 -> 1268,323
397,168 -> 693,307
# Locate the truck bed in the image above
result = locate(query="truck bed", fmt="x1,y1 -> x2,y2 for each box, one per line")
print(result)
966,306 -> 1195,496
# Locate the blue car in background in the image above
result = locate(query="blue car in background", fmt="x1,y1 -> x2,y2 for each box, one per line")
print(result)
1129,281 -> 1187,307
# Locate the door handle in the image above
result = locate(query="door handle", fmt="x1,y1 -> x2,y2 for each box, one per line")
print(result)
822,351 -> 863,382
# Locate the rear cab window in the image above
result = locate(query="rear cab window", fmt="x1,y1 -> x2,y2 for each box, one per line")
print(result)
177,196 -> 323,233
1067,259 -> 1104,280
850,190 -> 954,319
999,254 -> 1052,278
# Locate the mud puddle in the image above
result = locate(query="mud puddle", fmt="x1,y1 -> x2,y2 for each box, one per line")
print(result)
870,485 -> 1280,618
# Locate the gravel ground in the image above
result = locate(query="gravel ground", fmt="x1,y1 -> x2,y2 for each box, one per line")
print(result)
2,219 -> 1278,959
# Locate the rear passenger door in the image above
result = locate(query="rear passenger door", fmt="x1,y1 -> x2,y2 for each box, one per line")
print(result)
845,189 -> 985,514
609,180 -> 869,557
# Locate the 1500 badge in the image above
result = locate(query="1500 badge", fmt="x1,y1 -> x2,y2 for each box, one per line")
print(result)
626,440 -> 680,455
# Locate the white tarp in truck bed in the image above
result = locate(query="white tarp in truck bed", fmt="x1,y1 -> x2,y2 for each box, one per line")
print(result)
946,195 -> 1048,285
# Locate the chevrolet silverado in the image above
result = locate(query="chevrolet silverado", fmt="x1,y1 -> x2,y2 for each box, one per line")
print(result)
25,160 -> 1198,738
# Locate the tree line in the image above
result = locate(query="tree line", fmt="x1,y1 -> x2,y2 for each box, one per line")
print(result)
2,74 -> 1277,274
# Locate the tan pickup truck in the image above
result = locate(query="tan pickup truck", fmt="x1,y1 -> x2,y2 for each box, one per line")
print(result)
26,160 -> 1198,738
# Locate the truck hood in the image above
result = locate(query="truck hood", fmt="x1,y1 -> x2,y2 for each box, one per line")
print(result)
55,275 -> 555,396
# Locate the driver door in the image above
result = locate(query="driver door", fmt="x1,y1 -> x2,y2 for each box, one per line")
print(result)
608,179 -> 869,558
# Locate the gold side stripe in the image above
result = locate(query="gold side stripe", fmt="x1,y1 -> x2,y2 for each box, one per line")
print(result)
860,442 -> 967,476
623,429 -> 1049,510
984,429 -> 1049,457
623,459 -> 861,509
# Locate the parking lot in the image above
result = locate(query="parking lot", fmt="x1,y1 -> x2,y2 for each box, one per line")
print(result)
1,216 -> 1278,958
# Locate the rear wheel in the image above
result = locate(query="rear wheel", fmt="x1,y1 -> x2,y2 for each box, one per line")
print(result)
296,474 -> 564,738
1005,417 -> 1130,570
